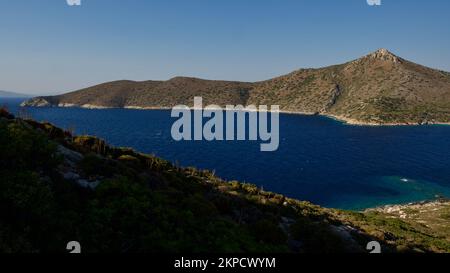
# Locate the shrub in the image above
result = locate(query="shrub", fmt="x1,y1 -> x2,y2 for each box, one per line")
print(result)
290,217 -> 345,253
78,153 -> 116,177
248,219 -> 287,245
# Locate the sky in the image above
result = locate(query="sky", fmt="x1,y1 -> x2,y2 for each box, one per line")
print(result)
0,0 -> 450,95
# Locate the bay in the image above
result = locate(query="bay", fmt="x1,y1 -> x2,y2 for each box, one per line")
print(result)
2,97 -> 450,210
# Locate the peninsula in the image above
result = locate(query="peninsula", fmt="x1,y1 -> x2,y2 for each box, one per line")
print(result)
22,49 -> 450,125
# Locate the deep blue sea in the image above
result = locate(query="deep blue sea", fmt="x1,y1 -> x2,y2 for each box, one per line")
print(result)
2,97 -> 450,210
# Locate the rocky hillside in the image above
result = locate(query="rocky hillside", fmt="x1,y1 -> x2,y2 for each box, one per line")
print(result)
22,49 -> 450,125
1,108 -> 449,253
23,78 -> 253,109
249,49 -> 450,125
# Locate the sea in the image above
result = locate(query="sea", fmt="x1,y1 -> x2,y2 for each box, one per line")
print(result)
2,97 -> 450,210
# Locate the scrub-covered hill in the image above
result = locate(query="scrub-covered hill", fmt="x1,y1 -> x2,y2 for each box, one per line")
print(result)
22,49 -> 450,125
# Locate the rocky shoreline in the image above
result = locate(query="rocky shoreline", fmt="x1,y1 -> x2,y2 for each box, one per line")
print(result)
20,98 -> 450,127
324,114 -> 450,127
365,199 -> 450,219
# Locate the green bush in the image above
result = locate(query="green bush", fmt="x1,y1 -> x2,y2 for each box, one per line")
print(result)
78,153 -> 116,177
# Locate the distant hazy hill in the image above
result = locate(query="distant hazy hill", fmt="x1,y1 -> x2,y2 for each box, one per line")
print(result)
22,49 -> 450,125
0,90 -> 30,98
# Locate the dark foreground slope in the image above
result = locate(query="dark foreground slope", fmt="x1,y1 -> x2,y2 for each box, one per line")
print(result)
1,109 -> 449,253
22,49 -> 450,125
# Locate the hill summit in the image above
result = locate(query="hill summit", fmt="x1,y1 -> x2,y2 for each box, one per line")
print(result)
367,48 -> 402,63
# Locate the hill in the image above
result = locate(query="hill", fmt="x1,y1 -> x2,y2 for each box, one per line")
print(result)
22,78 -> 253,109
0,90 -> 30,98
1,108 -> 449,253
21,49 -> 450,124
249,49 -> 450,125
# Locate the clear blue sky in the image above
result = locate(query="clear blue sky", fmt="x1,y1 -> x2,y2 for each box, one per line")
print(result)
1,0 -> 450,95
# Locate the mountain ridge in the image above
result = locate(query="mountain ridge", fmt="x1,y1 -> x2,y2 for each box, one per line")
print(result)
21,49 -> 450,125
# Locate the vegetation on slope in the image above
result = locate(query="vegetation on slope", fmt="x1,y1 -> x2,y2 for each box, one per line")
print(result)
248,49 -> 450,124
25,78 -> 253,109
0,108 -> 449,253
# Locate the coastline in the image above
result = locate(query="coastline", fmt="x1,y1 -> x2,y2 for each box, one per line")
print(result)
365,198 -> 450,218
22,102 -> 450,127
366,198 -> 450,211
323,114 -> 450,127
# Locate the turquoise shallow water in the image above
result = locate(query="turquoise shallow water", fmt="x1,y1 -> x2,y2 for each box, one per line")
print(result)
329,176 -> 450,210
2,98 -> 450,210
